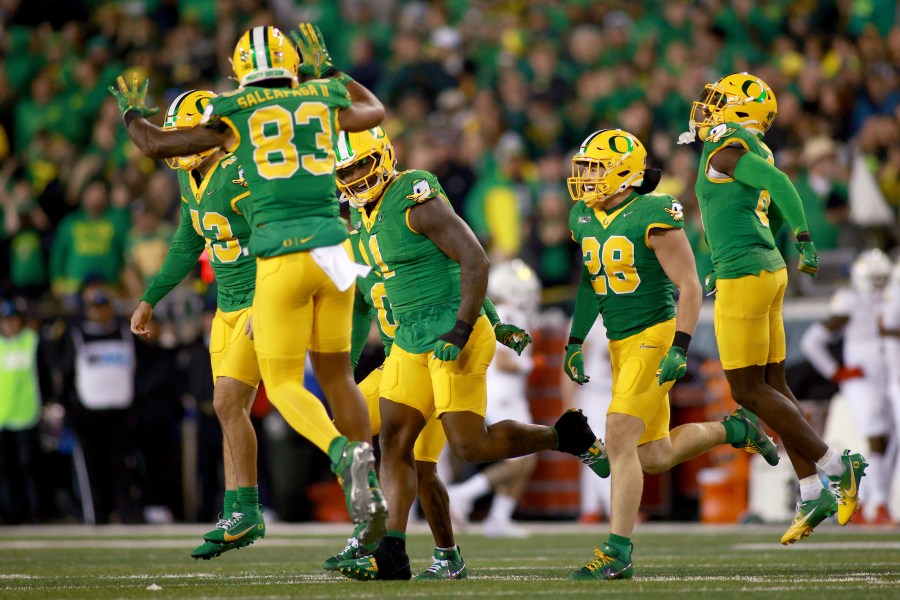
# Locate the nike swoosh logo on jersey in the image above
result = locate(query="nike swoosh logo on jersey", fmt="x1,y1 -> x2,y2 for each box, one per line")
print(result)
300,235 -> 315,244
622,211 -> 634,218
207,188 -> 218,196
639,344 -> 658,349
223,526 -> 254,542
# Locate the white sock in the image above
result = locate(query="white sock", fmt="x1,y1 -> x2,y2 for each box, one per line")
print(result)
799,474 -> 824,502
488,493 -> 518,523
454,473 -> 491,501
816,448 -> 844,478
864,453 -> 889,508
436,545 -> 457,553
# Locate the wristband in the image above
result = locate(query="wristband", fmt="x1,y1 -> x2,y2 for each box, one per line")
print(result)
672,331 -> 692,353
124,109 -> 142,126
440,319 -> 474,347
796,232 -> 811,242
567,336 -> 584,346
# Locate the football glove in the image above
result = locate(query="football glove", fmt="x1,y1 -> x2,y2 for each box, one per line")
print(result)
564,344 -> 589,385
291,23 -> 336,78
796,240 -> 819,278
494,323 -> 532,356
657,346 -> 687,385
108,74 -> 158,119
433,320 -> 473,362
704,269 -> 717,296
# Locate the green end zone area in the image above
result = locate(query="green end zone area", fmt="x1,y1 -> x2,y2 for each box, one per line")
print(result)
1,523 -> 898,598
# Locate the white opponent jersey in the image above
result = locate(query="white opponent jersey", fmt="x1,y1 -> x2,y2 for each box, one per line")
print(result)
830,288 -> 886,369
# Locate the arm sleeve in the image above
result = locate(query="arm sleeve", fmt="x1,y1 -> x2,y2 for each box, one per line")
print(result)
733,151 -> 809,236
141,203 -> 205,307
350,288 -> 374,370
800,321 -> 839,380
482,296 -> 501,326
569,264 -> 601,341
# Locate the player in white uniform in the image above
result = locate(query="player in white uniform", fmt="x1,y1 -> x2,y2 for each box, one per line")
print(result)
447,260 -> 541,538
562,319 -> 614,522
883,259 -> 900,515
801,249 -> 894,523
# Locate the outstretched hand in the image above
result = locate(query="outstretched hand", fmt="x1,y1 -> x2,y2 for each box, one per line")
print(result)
108,73 -> 159,119
290,23 -> 336,78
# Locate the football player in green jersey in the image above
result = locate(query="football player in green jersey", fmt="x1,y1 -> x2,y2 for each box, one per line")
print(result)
685,73 -> 867,544
129,90 -> 264,558
331,127 -> 607,581
321,231 -> 467,580
111,24 -> 390,543
564,128 -> 777,581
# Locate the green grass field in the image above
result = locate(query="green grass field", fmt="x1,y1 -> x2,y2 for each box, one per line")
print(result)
1,523 -> 898,599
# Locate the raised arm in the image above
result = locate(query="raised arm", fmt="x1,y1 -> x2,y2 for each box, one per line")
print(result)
109,74 -> 232,159
338,78 -> 385,132
125,116 -> 232,160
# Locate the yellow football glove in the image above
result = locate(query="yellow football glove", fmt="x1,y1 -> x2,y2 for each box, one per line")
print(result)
290,23 -> 336,78
108,74 -> 158,118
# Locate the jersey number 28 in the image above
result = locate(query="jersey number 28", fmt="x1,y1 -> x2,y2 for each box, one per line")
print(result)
582,235 -> 641,295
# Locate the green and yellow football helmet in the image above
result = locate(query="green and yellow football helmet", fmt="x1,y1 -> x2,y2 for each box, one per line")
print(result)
163,89 -> 217,170
690,73 -> 777,137
335,127 -> 397,207
232,25 -> 300,86
567,129 -> 647,208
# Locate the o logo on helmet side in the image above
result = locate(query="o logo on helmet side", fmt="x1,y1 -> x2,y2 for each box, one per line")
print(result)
741,79 -> 766,102
608,135 -> 634,154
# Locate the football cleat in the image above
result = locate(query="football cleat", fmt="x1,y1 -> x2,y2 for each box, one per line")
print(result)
414,546 -> 468,581
203,508 -> 265,544
570,544 -> 634,581
359,468 -> 388,546
726,407 -> 779,466
828,450 -> 868,526
780,487 -> 838,545
337,543 -> 411,581
191,540 -> 246,560
553,409 -> 599,457
577,438 -> 611,479
322,525 -> 375,571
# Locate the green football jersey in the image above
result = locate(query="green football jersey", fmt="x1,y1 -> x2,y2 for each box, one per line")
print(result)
207,80 -> 352,258
350,170 -> 463,353
350,229 -> 396,354
569,191 -> 684,341
143,154 -> 256,312
694,121 -> 785,279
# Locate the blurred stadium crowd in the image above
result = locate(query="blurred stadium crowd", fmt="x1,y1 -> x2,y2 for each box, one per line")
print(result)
0,0 -> 898,525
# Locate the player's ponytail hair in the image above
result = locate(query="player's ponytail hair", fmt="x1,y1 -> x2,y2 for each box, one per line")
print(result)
634,168 -> 661,194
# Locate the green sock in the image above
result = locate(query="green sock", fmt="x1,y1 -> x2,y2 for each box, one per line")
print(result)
328,435 -> 349,471
606,533 -> 632,562
722,416 -> 749,445
386,530 -> 407,541
237,486 -> 260,514
223,490 -> 237,519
